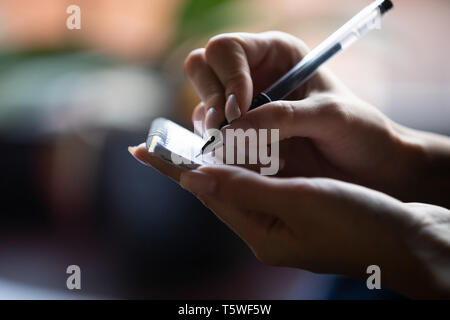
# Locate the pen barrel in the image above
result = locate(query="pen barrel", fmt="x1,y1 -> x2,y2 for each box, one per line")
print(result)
218,0 -> 392,128
248,93 -> 272,111
263,0 -> 390,102
265,42 -> 342,101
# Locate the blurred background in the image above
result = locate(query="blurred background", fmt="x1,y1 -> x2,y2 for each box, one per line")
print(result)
0,0 -> 448,299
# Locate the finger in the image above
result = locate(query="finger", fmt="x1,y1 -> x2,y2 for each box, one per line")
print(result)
204,31 -> 319,121
205,31 -> 336,107
205,34 -> 253,122
192,102 -> 206,136
246,31 -> 336,95
180,164 -> 289,218
128,143 -> 184,183
228,31 -> 311,96
184,48 -> 226,129
225,95 -> 340,143
179,165 -> 288,248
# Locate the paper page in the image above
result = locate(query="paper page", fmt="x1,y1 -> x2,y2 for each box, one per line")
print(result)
146,118 -> 218,168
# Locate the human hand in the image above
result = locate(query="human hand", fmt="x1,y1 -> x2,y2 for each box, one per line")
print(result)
184,31 -> 431,203
128,145 -> 450,298
180,165 -> 450,299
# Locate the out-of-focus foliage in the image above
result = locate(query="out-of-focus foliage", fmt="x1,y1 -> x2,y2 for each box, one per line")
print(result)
174,0 -> 238,45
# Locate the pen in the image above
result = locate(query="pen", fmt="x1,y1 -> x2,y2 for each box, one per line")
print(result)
200,0 -> 393,155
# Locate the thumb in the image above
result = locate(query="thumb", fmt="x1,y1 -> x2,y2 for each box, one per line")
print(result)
180,165 -> 279,211
180,165 -> 289,249
179,165 -> 292,221
225,95 -> 336,142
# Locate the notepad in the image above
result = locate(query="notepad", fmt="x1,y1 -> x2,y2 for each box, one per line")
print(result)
146,118 -> 218,169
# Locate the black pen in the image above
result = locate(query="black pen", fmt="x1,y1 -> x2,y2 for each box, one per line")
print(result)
200,0 -> 393,155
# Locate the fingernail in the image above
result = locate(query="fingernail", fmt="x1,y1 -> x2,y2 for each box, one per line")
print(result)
180,170 -> 217,195
205,107 -> 222,130
225,94 -> 241,123
128,146 -> 150,167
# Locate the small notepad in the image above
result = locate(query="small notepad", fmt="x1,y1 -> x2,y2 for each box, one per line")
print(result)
146,118 -> 217,169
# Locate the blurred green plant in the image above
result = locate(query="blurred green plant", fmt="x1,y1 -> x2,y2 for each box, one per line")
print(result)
174,0 -> 239,45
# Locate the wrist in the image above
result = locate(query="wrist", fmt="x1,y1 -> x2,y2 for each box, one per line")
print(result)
366,201 -> 450,298
393,124 -> 450,207
396,203 -> 450,298
386,122 -> 428,201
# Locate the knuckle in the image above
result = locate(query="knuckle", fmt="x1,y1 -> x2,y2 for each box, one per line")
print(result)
265,31 -> 309,59
224,70 -> 249,91
205,34 -> 250,93
279,33 -> 309,56
205,34 -> 239,58
280,31 -> 307,47
280,101 -> 297,121
269,101 -> 296,126
315,94 -> 350,122
184,48 -> 205,76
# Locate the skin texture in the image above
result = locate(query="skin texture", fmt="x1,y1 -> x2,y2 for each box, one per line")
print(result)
184,31 -> 450,207
129,146 -> 450,298
129,32 -> 450,298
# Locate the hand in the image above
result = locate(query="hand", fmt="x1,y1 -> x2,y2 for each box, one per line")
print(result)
128,145 -> 450,298
184,31 -> 450,206
185,31 -> 340,131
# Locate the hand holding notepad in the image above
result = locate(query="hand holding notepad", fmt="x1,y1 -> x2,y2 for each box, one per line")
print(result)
145,118 -> 217,170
